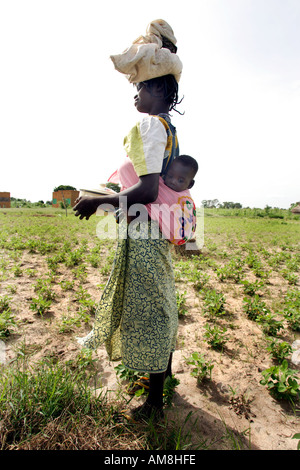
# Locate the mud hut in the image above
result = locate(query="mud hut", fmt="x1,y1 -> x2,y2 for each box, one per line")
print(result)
52,189 -> 79,208
291,204 -> 300,214
0,192 -> 11,208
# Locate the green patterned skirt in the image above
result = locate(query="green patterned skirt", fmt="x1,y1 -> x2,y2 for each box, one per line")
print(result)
78,221 -> 178,374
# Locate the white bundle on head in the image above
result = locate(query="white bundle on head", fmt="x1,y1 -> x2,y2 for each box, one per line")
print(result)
110,19 -> 183,83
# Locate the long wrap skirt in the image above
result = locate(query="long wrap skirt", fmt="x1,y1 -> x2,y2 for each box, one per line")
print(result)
78,220 -> 178,374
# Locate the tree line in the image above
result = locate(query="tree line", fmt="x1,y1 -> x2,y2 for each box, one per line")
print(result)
201,199 -> 242,209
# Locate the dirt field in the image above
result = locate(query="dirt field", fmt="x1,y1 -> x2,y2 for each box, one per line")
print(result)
0,208 -> 299,450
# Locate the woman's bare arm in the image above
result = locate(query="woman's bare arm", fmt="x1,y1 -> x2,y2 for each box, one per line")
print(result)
73,173 -> 160,220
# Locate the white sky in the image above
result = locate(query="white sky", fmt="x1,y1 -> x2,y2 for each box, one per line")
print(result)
0,0 -> 299,208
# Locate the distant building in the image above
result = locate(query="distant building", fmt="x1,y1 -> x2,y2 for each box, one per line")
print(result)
52,189 -> 79,208
291,204 -> 300,214
0,192 -> 11,208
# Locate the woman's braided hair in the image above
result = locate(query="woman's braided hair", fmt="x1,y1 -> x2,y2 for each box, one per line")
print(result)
161,35 -> 177,54
142,35 -> 183,114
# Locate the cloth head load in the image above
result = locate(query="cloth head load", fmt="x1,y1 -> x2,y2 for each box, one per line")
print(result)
110,19 -> 183,83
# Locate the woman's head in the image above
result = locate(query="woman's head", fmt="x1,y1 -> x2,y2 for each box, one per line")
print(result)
134,74 -> 182,114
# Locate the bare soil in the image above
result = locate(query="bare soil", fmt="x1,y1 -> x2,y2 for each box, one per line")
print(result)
1,220 -> 299,451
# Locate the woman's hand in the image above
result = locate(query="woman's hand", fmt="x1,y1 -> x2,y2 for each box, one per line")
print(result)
73,173 -> 159,221
73,196 -> 99,220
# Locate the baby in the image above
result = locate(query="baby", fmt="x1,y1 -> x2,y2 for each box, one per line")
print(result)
163,154 -> 198,192
147,154 -> 198,245
108,154 -> 198,244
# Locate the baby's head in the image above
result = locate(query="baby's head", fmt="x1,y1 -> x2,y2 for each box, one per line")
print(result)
164,155 -> 198,192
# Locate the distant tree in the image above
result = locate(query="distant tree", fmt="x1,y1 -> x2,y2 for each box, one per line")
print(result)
201,199 -> 242,209
201,199 -> 219,208
264,205 -> 272,213
53,185 -> 77,192
220,201 -> 230,209
10,197 -> 32,207
34,201 -> 46,207
290,201 -> 300,209
219,201 -> 242,209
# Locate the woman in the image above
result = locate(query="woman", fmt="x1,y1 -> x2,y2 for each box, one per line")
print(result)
74,20 -> 183,421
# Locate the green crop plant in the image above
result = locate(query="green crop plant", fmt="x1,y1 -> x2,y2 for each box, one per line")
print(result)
87,252 -> 100,268
100,250 -> 115,276
12,264 -> 23,277
6,285 -> 17,295
37,240 -> 56,255
46,253 -> 65,273
30,296 -> 52,315
245,251 -> 259,268
0,296 -> 16,339
62,240 -> 72,253
281,289 -> 300,331
57,314 -> 82,333
26,238 -> 39,253
241,279 -> 264,296
65,248 -> 84,267
25,268 -> 37,277
74,286 -> 97,315
0,310 -> 16,338
0,296 -> 11,313
114,363 -> 150,397
260,360 -> 299,403
203,289 -> 226,317
176,290 -> 188,317
78,298 -> 97,316
191,271 -> 210,291
216,257 -> 244,283
5,236 -> 26,251
266,338 -> 292,363
267,254 -> 283,269
216,264 -> 232,282
34,279 -> 56,301
204,323 -> 229,351
72,265 -> 87,282
252,262 -> 271,280
185,352 -> 214,384
257,313 -> 284,336
115,363 -> 143,383
292,434 -> 300,450
60,279 -> 75,291
74,286 -> 91,301
285,289 -> 300,305
285,256 -> 299,272
283,309 -> 300,332
281,269 -> 298,285
243,295 -> 270,321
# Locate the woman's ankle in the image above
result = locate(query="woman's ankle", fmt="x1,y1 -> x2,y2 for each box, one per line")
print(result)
146,397 -> 163,410
130,401 -> 164,421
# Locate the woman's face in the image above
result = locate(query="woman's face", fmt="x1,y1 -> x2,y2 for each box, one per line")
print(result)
134,82 -> 153,113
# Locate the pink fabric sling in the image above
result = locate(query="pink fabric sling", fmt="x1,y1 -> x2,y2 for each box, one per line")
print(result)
108,157 -> 197,245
